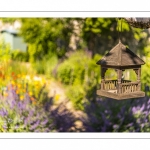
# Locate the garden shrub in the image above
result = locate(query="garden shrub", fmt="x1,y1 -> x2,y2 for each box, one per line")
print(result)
32,54 -> 58,77
11,50 -> 29,62
141,61 -> 150,96
66,85 -> 87,110
0,40 -> 11,62
56,51 -> 102,110
57,51 -> 101,85
57,51 -> 86,85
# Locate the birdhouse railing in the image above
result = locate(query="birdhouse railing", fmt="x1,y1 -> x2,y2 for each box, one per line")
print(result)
101,80 -> 140,94
101,79 -> 131,91
103,80 -> 118,90
120,81 -> 140,94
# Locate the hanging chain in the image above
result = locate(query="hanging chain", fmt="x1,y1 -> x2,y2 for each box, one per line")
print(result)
117,18 -> 123,42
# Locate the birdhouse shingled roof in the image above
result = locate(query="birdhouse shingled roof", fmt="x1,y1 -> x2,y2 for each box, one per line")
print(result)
97,41 -> 145,67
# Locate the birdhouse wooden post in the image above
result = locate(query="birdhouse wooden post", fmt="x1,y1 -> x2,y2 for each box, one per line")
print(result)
96,41 -> 145,100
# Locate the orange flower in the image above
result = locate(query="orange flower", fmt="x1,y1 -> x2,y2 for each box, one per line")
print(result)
22,89 -> 26,93
16,90 -> 19,94
32,101 -> 37,105
17,74 -> 21,78
11,72 -> 15,76
13,76 -> 17,80
30,96 -> 35,101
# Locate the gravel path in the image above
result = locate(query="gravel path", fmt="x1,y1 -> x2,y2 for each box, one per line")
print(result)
47,79 -> 87,132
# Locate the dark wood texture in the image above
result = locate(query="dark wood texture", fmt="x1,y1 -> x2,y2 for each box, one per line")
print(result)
97,90 -> 145,100
96,41 -> 145,100
97,41 -> 145,67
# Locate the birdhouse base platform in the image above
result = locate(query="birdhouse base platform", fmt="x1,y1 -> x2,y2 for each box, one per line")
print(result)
97,90 -> 145,100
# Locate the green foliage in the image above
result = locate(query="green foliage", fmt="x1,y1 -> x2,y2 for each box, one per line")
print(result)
32,53 -> 58,77
66,85 -> 86,110
141,61 -> 150,95
11,50 -> 29,62
57,51 -> 101,85
0,18 -> 18,24
81,18 -> 146,56
56,51 -> 101,110
0,40 -> 11,62
105,69 -> 117,80
82,18 -> 118,55
20,18 -> 75,61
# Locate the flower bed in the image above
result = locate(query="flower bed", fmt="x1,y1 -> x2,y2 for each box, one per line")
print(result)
0,84 -> 55,132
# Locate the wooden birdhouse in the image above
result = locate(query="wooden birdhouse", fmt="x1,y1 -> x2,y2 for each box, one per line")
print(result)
96,41 -> 145,100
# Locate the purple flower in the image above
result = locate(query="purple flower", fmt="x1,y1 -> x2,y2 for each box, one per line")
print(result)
148,99 -> 150,105
24,118 -> 29,126
141,123 -> 145,128
137,118 -> 141,124
143,111 -> 149,117
44,128 -> 50,132
34,129 -> 40,132
41,119 -> 48,125
140,104 -> 145,112
30,120 -> 40,130
113,124 -> 119,129
10,100 -> 16,109
0,108 -> 8,117
132,107 -> 137,114
117,113 -> 122,119
29,110 -> 34,117
7,88 -> 18,101
127,123 -> 133,127
2,125 -> 7,129
15,125 -> 19,130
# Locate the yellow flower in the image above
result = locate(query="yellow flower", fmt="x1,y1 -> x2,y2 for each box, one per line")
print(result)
42,78 -> 46,84
11,80 -> 15,85
20,95 -> 24,101
0,126 -> 4,132
17,84 -> 21,88
22,89 -> 26,93
3,92 -> 8,97
21,74 -> 25,78
54,94 -> 60,101
29,91 -> 33,96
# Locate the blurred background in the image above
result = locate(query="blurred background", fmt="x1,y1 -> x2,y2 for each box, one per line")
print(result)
0,18 -> 150,132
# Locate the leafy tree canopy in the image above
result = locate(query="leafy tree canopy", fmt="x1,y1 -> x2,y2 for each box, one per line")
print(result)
19,18 -> 75,62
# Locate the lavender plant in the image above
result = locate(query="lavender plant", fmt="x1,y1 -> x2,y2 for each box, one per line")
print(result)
83,96 -> 150,132
0,85 -> 55,132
